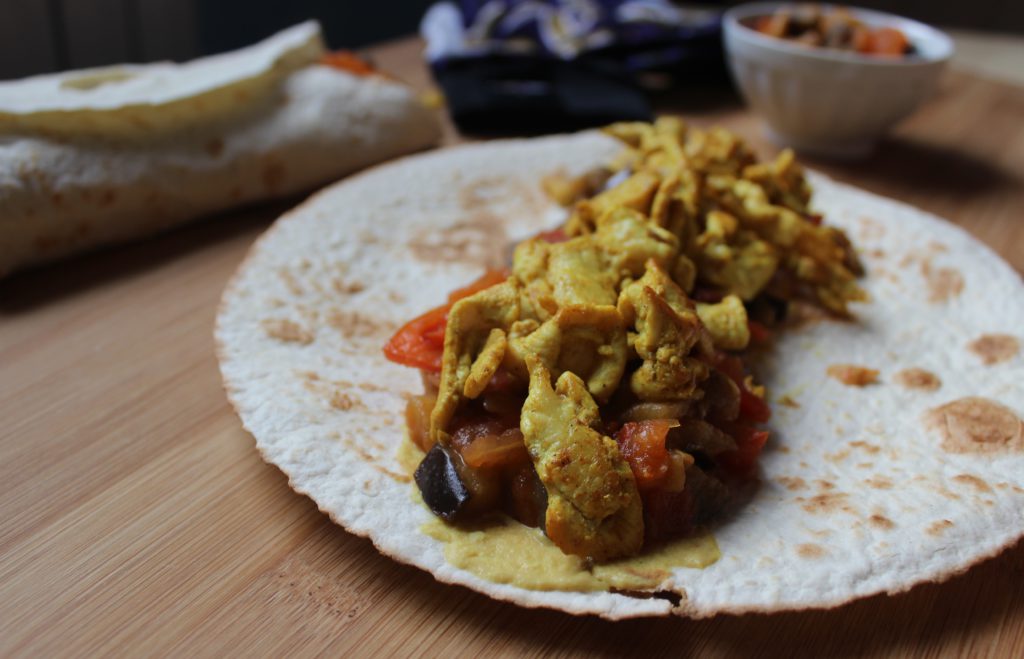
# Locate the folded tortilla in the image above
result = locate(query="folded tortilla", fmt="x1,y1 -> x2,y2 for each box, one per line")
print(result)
0,21 -> 441,277
216,131 -> 1024,619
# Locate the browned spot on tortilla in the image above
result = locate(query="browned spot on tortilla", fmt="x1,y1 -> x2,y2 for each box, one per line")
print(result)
827,364 -> 880,387
277,268 -> 304,296
388,291 -> 405,303
330,391 -> 363,411
777,446 -> 791,454
925,397 -> 1024,454
921,260 -> 964,303
953,474 -> 992,493
825,449 -> 850,463
894,368 -> 941,391
800,492 -> 849,514
928,241 -> 949,253
777,395 -> 800,408
849,440 -> 881,454
866,476 -> 893,490
332,278 -> 366,295
347,441 -> 408,483
262,318 -> 314,345
927,520 -> 953,536
205,137 -> 225,157
409,216 -> 508,270
262,160 -> 287,191
796,543 -> 826,559
815,480 -> 835,491
777,476 -> 806,491
967,334 -> 1019,366
857,217 -> 885,240
869,514 -> 895,530
298,370 -> 320,381
865,248 -> 885,259
856,462 -> 874,469
326,309 -> 384,338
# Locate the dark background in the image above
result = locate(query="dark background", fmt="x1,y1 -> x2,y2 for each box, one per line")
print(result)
1,0 -> 1022,80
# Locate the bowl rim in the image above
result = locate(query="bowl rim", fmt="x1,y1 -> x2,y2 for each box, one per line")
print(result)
724,2 -> 954,67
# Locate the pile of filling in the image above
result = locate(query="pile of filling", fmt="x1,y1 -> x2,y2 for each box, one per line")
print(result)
384,118 -> 864,562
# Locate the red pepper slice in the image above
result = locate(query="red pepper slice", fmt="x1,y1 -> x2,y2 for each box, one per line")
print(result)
717,424 -> 770,480
383,269 -> 509,372
615,420 -> 676,490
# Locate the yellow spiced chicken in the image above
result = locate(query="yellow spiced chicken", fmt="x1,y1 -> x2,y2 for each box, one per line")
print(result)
385,118 -> 865,562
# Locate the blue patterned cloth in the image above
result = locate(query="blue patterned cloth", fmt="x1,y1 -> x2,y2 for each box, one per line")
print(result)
423,0 -> 722,70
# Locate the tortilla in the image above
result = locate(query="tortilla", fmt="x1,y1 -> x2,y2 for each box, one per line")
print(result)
215,131 -> 1024,619
0,21 -> 441,277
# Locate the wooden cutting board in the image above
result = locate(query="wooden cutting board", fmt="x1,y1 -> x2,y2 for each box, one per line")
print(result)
2,38 -> 1023,658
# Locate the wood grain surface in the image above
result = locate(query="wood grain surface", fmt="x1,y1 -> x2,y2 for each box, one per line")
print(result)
2,38 -> 1023,658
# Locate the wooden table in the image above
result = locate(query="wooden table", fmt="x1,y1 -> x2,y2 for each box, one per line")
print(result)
3,37 -> 1023,658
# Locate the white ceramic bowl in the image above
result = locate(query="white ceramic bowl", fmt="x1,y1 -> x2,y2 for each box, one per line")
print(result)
723,3 -> 953,157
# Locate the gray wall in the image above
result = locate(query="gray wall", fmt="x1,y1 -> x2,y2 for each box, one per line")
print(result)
1,0 -> 1022,81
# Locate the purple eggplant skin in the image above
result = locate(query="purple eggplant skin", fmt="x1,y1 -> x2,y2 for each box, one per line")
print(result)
415,444 -> 471,521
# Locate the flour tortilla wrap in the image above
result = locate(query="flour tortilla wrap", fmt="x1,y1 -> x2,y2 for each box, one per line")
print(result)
215,132 -> 1024,619
0,21 -> 441,277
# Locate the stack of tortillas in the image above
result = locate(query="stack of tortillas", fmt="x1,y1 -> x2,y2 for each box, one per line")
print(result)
216,131 -> 1024,619
0,21 -> 441,277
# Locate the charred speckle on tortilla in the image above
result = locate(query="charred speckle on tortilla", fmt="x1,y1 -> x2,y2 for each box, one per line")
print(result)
262,318 -> 314,344
921,260 -> 964,303
952,474 -> 992,493
925,397 -> 1024,455
796,543 -> 827,559
927,519 -> 954,536
383,118 -> 868,568
894,368 -> 941,391
869,514 -> 895,530
967,334 -> 1020,366
826,364 -> 880,387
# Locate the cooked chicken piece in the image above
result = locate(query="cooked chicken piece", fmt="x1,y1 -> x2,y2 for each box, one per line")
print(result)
567,170 -> 661,235
593,208 -> 679,280
546,239 -> 619,307
430,280 -> 523,444
696,295 -> 750,351
505,305 -> 627,403
519,357 -> 643,561
692,211 -> 779,301
618,264 -> 711,401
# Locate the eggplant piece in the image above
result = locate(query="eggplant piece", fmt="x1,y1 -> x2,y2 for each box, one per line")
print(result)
414,444 -> 471,521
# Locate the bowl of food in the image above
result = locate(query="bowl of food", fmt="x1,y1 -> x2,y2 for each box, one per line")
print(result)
723,3 -> 953,157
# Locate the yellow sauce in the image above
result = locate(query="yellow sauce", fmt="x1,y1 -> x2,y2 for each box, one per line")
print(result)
399,435 -> 720,592
423,516 -> 719,592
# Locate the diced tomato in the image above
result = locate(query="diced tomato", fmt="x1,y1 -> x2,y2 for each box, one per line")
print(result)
320,50 -> 377,76
614,420 -> 677,490
869,27 -> 909,56
717,425 -> 770,480
382,305 -> 448,371
715,355 -> 771,423
382,269 -> 509,372
642,487 -> 695,543
536,227 -> 570,243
